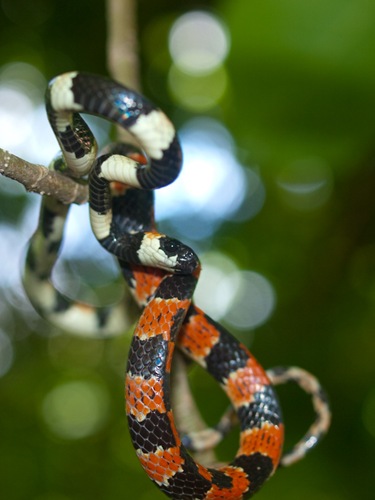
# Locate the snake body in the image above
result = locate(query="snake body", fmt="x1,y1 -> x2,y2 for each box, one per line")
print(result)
23,72 -> 330,499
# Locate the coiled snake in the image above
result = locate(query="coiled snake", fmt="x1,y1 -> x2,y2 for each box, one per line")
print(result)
23,72 -> 331,499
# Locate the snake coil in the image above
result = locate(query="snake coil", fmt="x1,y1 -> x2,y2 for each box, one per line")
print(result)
23,72 -> 331,499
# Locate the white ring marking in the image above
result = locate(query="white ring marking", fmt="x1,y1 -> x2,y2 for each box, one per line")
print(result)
89,208 -> 113,240
129,110 -> 175,160
50,72 -> 83,112
99,155 -> 141,188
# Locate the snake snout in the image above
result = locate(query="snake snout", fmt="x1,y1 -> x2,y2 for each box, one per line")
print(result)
159,237 -> 199,274
176,245 -> 200,274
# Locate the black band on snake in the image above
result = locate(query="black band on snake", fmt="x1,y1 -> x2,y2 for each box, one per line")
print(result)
23,72 -> 331,499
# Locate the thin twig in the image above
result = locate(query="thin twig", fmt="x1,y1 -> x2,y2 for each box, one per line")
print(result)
0,148 -> 88,204
171,353 -> 218,466
106,0 -> 140,91
106,0 -> 218,463
106,0 -> 217,463
106,0 -> 140,144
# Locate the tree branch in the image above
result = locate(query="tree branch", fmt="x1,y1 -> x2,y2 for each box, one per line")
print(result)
107,0 -> 218,464
106,0 -> 140,145
0,0 -> 141,199
0,148 -> 88,204
106,0 -> 140,91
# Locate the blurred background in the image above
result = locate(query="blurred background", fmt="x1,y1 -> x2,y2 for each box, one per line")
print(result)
0,0 -> 374,499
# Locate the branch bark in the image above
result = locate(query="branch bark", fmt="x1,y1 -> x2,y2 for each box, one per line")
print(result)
0,149 -> 88,204
106,0 -> 140,91
106,0 -> 140,145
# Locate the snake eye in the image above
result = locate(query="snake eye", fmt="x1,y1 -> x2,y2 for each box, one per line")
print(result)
160,238 -> 179,257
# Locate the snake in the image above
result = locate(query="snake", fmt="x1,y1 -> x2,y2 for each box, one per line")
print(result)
23,72 -> 331,499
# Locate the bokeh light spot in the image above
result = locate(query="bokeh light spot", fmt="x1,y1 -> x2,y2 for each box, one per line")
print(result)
0,222 -> 32,288
41,380 -> 109,439
0,62 -> 111,165
225,271 -> 276,330
194,253 -> 276,330
0,86 -> 34,147
169,11 -> 230,75
156,118 -> 248,240
231,167 -> 266,222
277,158 -> 333,211
0,62 -> 46,99
168,64 -> 228,111
194,252 -> 240,319
51,203 -> 121,302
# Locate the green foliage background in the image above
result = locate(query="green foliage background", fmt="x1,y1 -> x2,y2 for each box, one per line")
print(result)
0,1 -> 374,499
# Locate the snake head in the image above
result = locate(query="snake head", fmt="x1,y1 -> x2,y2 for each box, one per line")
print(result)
159,237 -> 200,275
